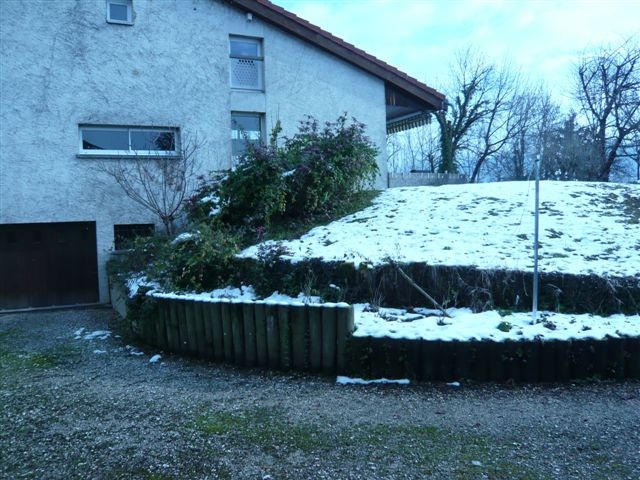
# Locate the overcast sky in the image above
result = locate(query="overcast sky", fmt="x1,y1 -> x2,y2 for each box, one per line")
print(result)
274,0 -> 640,107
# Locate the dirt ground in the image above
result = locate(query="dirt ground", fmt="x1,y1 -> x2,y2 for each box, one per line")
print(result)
1,307 -> 639,479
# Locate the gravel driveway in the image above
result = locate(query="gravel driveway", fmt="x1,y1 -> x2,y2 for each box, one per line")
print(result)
1,307 -> 639,479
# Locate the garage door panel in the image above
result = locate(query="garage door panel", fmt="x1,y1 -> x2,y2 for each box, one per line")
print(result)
0,222 -> 99,309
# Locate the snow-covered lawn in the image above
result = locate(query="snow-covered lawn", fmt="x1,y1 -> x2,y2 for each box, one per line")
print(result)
241,181 -> 640,278
354,305 -> 640,342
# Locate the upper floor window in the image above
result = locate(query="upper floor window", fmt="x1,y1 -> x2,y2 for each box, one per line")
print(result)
229,36 -> 263,90
107,0 -> 133,25
79,126 -> 178,156
231,112 -> 263,163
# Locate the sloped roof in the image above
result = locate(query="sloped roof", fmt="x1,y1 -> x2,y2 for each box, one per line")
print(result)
229,0 -> 446,111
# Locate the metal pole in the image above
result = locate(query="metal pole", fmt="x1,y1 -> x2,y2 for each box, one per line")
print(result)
532,154 -> 540,324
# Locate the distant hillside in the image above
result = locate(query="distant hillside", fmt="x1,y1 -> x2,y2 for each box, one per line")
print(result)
243,181 -> 640,278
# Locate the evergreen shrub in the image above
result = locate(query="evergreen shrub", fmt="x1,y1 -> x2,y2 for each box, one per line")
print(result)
217,114 -> 378,229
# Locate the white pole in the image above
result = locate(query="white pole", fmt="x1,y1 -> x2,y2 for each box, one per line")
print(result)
532,154 -> 540,324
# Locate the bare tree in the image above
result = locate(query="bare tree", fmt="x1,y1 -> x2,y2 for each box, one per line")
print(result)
434,49 -> 525,181
96,133 -> 203,236
466,64 -> 524,182
435,48 -> 494,174
622,129 -> 640,181
575,38 -> 640,181
485,87 -> 542,181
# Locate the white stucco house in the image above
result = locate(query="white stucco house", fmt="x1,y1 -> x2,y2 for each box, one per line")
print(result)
0,0 -> 445,310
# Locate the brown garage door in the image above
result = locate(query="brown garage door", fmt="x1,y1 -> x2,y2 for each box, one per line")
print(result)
0,222 -> 99,309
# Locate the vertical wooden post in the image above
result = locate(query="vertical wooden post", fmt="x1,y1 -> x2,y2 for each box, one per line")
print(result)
230,300 -> 245,365
220,299 -> 233,362
193,300 -> 210,358
154,297 -> 168,351
626,337 -> 640,379
200,300 -> 214,359
522,341 -> 540,383
608,337 -> 625,380
471,341 -> 490,382
321,304 -> 337,374
265,302 -> 280,369
421,341 -> 437,381
489,341 -> 505,382
253,302 -> 268,367
437,341 -> 455,381
593,340 -> 608,379
540,340 -> 556,382
210,301 -> 224,361
556,340 -> 571,381
570,339 -> 589,379
278,304 -> 292,370
308,304 -> 323,372
243,303 -> 257,367
454,340 -> 470,380
290,304 -> 309,371
335,304 -> 354,374
184,300 -> 199,356
166,298 -> 180,353
176,300 -> 191,354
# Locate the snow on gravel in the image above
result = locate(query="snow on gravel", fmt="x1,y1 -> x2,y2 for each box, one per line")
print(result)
336,376 -> 410,385
74,328 -> 111,340
240,181 -> 640,278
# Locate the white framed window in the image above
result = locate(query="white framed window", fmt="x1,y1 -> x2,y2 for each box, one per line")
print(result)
106,0 -> 133,25
229,36 -> 264,90
231,112 -> 263,163
79,126 -> 178,156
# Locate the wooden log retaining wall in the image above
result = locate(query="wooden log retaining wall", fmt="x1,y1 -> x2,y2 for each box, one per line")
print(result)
345,336 -> 640,382
132,295 -> 640,382
143,297 -> 355,375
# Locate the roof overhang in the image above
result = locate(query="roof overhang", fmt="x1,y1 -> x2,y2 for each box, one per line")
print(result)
230,0 -> 446,116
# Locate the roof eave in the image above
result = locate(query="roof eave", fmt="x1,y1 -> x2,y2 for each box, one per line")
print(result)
230,0 -> 446,111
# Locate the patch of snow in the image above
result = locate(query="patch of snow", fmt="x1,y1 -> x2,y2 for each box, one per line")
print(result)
354,304 -> 640,342
200,193 -> 218,204
263,291 -> 323,305
149,354 -> 162,363
336,376 -> 410,385
239,181 -> 640,278
75,330 -> 111,341
171,231 -> 200,245
127,275 -> 159,298
126,345 -> 144,356
150,285 -> 257,302
149,286 -> 349,307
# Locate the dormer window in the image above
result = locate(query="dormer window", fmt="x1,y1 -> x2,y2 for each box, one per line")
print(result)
107,0 -> 133,25
229,36 -> 264,90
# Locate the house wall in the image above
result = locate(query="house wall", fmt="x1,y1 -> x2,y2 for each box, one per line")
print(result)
0,0 -> 387,304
